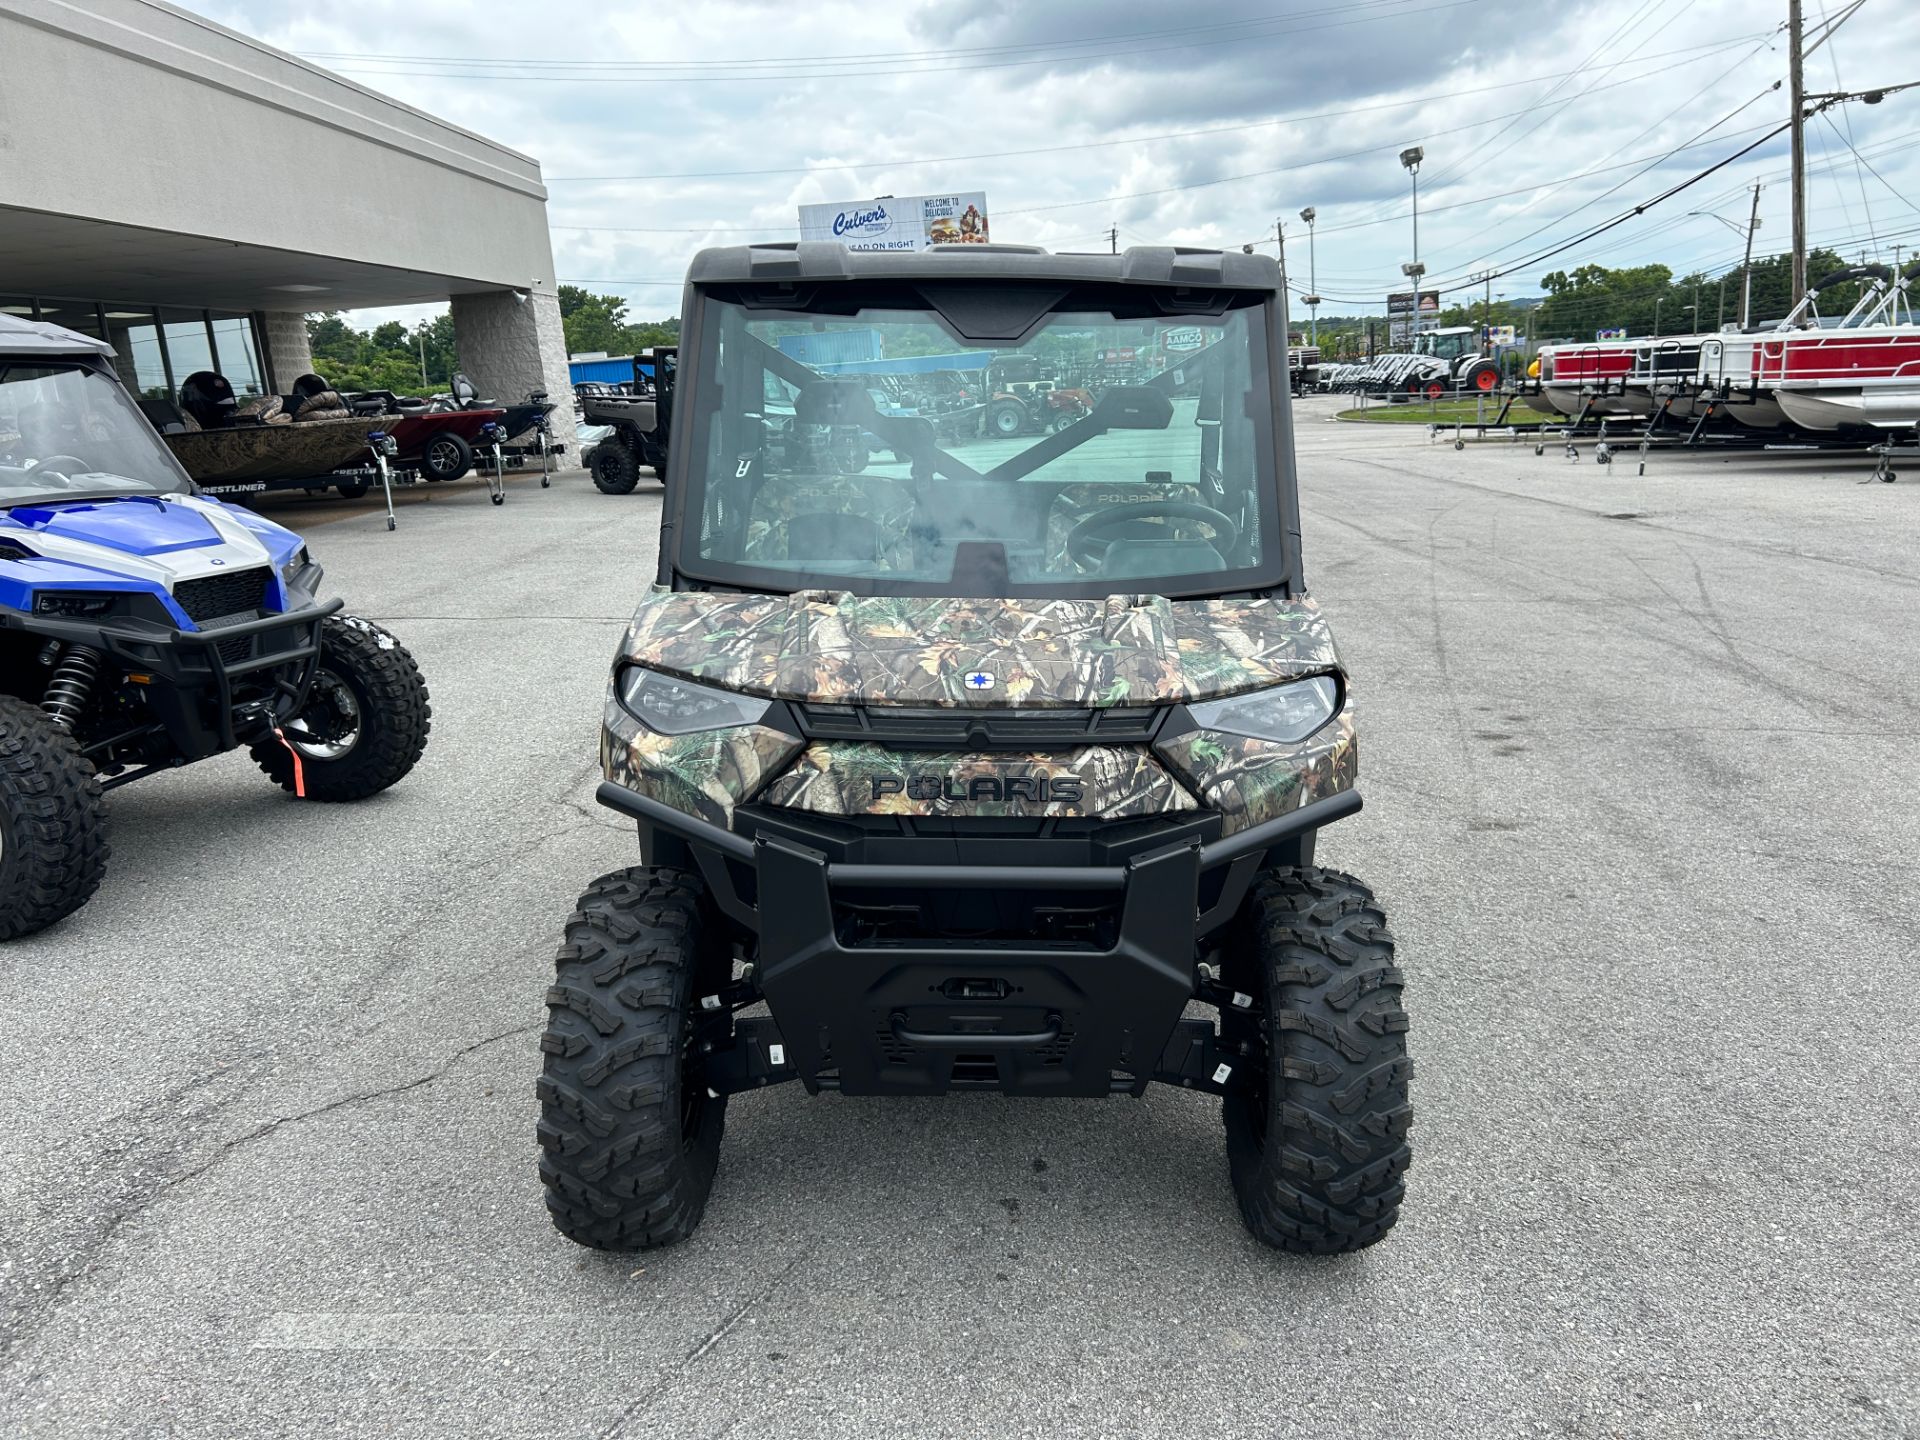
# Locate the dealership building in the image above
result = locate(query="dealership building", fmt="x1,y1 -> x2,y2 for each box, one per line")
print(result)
1,0 -> 577,452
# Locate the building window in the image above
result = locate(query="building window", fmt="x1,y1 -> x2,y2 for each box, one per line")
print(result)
209,313 -> 265,397
159,308 -> 218,396
105,306 -> 171,398
32,299 -> 108,342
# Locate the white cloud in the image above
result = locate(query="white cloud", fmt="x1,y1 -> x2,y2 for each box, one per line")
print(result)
182,0 -> 1920,324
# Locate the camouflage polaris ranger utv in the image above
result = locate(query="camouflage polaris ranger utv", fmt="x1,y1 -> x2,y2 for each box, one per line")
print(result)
539,243 -> 1409,1255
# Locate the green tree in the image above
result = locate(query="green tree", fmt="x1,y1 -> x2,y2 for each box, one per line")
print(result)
410,312 -> 458,387
559,285 -> 633,356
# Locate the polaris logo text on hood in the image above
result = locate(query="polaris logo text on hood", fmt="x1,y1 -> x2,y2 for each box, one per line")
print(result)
873,774 -> 1083,804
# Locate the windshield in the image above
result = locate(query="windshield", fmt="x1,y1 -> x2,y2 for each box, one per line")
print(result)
678,295 -> 1284,598
0,363 -> 192,506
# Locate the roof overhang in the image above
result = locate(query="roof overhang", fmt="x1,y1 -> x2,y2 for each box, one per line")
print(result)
0,206 -> 520,312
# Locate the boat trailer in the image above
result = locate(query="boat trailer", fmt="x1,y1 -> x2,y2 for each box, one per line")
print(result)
1425,384 -> 1917,483
196,420 -> 556,531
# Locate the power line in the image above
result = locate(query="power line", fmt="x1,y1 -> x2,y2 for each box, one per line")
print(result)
548,119 -> 1779,238
304,1 -> 1448,72
541,35 -> 1763,184
306,0 -> 1491,84
1291,119 -> 1798,302
1426,62 -> 1787,285
1815,0 -> 1879,246
1409,0 -> 1664,198
1815,109 -> 1920,219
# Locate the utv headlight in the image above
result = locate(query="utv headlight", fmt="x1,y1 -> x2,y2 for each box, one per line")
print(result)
1185,675 -> 1340,744
33,591 -> 120,618
281,547 -> 317,591
617,667 -> 771,735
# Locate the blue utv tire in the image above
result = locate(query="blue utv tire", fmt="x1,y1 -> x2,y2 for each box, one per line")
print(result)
250,615 -> 430,802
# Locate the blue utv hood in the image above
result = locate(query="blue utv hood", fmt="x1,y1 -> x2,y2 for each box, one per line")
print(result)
3,497 -> 230,557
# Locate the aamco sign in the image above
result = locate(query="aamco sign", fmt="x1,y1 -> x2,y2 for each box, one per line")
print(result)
799,192 -> 990,253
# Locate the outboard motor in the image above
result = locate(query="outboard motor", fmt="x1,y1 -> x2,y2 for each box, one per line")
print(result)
178,371 -> 239,430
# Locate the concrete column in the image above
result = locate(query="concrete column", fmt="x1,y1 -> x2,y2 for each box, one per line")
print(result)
256,311 -> 314,392
449,289 -> 580,455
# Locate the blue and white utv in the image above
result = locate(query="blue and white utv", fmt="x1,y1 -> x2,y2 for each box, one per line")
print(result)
0,314 -> 431,939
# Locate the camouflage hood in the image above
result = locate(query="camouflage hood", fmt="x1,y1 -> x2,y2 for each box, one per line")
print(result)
618,587 -> 1341,707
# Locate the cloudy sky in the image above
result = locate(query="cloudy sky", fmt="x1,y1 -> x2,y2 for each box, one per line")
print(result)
181,0 -> 1920,329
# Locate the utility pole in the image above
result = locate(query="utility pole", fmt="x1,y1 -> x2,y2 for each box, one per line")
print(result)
1789,0 -> 1808,304
1741,182 -> 1763,327
418,333 -> 429,387
1107,225 -> 1118,255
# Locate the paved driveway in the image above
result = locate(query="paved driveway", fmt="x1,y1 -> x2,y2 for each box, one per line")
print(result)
3,409 -> 1916,1437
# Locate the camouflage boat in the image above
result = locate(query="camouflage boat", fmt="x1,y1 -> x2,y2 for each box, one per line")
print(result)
536,242 -> 1410,1262
163,414 -> 378,484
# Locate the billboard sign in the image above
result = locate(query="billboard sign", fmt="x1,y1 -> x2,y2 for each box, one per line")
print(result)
1484,325 -> 1517,347
799,192 -> 990,252
1596,327 -> 1627,341
1387,290 -> 1440,346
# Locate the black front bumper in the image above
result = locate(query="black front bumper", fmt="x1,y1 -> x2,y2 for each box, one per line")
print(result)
597,781 -> 1361,1098
14,598 -> 343,760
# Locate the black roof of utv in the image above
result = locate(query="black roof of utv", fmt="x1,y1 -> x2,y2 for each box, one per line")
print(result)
687,242 -> 1284,293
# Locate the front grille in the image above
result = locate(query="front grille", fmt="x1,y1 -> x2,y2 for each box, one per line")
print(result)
788,702 -> 1165,750
736,805 -> 1219,866
173,567 -> 270,625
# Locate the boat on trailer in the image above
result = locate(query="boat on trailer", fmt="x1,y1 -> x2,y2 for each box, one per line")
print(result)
1696,263 -> 1903,430
1765,262 -> 1920,431
1620,333 -> 1718,419
1529,340 -> 1639,417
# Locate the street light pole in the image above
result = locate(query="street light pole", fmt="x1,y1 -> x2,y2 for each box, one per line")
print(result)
1399,147 -> 1425,346
1654,296 -> 1665,337
1400,147 -> 1424,276
1689,191 -> 1765,328
1300,207 -> 1319,347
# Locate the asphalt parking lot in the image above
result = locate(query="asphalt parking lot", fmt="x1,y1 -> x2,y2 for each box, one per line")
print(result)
4,400 -> 1917,1438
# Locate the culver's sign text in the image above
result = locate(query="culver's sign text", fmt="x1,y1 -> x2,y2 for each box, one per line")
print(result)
799,190 -> 990,253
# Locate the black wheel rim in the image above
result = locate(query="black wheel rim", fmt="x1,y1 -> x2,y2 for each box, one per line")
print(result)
429,439 -> 459,473
283,669 -> 362,759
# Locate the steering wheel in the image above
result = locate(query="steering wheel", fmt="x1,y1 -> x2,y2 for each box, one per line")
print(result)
1064,499 -> 1240,570
29,455 -> 91,479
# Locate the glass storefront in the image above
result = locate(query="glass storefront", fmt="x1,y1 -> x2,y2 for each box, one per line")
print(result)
210,315 -> 264,396
159,307 -> 217,391
2,296 -> 268,402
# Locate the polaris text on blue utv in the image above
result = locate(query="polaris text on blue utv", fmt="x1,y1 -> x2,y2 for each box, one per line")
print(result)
541,244 -> 1409,1256
0,314 -> 432,939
